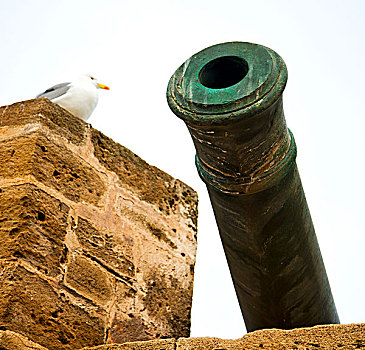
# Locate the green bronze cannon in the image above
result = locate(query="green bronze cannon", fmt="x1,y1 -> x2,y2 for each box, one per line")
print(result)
166,42 -> 340,332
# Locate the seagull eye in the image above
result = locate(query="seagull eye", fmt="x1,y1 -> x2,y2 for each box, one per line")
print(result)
90,76 -> 95,80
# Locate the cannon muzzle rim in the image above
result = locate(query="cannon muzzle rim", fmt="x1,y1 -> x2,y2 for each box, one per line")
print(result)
167,41 -> 288,126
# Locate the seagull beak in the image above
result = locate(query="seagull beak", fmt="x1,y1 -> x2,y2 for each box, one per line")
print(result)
97,83 -> 110,90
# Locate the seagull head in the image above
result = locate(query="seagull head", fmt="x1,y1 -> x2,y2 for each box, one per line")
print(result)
76,74 -> 110,90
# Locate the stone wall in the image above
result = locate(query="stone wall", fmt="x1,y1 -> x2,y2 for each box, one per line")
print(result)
1,324 -> 364,350
0,99 -> 198,350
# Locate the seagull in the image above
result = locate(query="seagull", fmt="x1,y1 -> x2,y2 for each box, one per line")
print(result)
36,74 -> 110,121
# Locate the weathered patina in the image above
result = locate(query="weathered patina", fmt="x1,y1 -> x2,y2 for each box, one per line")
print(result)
167,42 -> 339,332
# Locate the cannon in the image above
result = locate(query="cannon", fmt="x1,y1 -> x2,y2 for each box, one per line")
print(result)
166,42 -> 340,332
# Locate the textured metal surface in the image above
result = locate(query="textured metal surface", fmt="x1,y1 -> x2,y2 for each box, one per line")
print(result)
167,42 -> 339,332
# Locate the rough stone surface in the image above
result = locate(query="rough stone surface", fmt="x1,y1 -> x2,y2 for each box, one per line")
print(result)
0,99 -> 198,350
0,330 -> 48,350
83,323 -> 365,350
2,324 -> 364,350
85,338 -> 176,350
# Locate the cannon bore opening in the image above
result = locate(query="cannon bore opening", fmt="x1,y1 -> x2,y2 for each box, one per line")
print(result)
198,56 -> 248,89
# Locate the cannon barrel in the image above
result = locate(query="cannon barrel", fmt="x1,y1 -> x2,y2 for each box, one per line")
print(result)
166,42 -> 340,332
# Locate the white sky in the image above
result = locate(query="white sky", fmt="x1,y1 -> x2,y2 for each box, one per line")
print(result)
1,0 -> 364,340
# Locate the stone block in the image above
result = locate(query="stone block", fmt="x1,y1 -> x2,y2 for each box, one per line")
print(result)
0,99 -> 198,349
64,253 -> 114,306
0,132 -> 106,205
0,98 -> 87,144
82,323 -> 365,350
0,330 -> 48,350
0,261 -> 106,349
85,338 -> 176,350
0,184 -> 69,277
2,324 -> 365,350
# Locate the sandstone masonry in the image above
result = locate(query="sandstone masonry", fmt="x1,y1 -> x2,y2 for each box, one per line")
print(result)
0,99 -> 198,350
1,324 -> 365,350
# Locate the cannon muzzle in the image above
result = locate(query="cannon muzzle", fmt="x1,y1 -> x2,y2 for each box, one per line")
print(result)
167,42 -> 339,332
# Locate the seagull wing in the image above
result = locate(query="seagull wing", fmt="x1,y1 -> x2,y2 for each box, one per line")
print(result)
36,82 -> 71,100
